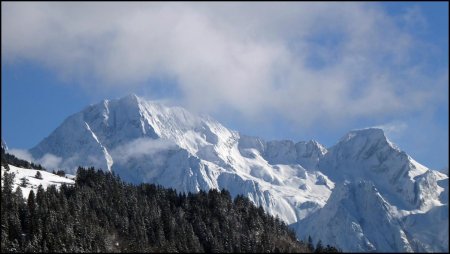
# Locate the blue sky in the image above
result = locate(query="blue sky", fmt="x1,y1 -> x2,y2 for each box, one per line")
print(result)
2,2 -> 448,170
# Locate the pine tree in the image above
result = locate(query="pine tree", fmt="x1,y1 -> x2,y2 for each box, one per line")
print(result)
307,235 -> 314,252
315,240 -> 324,253
19,177 -> 28,187
34,171 -> 43,180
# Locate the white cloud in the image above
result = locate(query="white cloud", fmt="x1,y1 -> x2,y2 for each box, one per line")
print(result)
8,149 -> 63,171
373,121 -> 408,136
110,138 -> 176,163
38,153 -> 63,170
9,149 -> 35,162
1,2 -> 447,127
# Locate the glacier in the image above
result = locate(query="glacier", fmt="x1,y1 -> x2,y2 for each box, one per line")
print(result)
28,94 -> 448,252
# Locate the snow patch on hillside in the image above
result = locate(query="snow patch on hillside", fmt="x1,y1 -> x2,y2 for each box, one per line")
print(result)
1,164 -> 75,198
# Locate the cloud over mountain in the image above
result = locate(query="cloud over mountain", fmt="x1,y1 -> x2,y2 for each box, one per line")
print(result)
2,2 -> 447,127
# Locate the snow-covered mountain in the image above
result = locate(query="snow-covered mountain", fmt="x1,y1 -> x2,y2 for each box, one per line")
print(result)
28,94 -> 448,252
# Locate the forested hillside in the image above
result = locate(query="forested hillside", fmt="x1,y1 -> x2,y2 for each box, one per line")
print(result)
1,150 -> 340,253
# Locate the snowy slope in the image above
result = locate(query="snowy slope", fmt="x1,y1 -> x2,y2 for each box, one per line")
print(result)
319,128 -> 431,209
294,128 -> 448,252
1,164 -> 75,198
27,94 -> 448,252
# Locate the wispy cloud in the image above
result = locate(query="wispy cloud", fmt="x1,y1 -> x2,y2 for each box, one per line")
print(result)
110,138 -> 176,164
9,149 -> 35,163
401,5 -> 428,30
9,149 -> 63,171
373,121 -> 408,136
38,153 -> 62,170
1,2 -> 447,128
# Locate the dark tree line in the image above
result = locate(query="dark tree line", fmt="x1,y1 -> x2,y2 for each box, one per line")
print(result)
1,149 -> 340,253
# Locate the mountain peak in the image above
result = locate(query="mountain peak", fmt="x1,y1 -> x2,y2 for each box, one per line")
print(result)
125,93 -> 139,100
324,127 -> 401,165
119,93 -> 141,105
342,127 -> 403,152
341,127 -> 386,142
308,139 -> 327,151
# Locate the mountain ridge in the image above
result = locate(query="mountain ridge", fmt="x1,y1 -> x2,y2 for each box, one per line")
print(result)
26,94 -> 448,252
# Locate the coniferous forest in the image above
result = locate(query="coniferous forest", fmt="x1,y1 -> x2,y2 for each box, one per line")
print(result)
1,150 -> 340,253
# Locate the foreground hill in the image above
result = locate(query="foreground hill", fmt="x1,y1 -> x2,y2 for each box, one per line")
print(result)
2,151 -> 341,253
